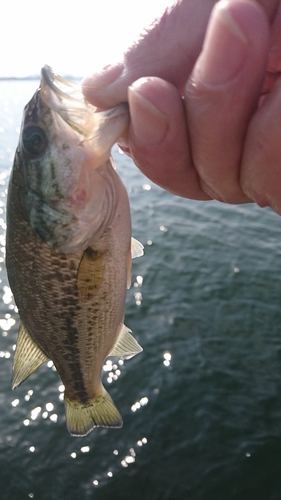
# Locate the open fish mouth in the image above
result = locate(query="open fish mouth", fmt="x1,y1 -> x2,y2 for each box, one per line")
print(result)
39,65 -> 94,137
41,65 -> 82,102
39,65 -> 129,146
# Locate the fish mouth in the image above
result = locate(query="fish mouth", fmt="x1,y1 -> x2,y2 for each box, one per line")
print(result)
39,65 -> 94,137
39,66 -> 130,143
41,65 -> 83,104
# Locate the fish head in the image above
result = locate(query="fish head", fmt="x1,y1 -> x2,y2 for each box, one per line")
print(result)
17,65 -> 129,252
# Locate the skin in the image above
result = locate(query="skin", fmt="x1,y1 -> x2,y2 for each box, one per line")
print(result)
82,0 -> 281,215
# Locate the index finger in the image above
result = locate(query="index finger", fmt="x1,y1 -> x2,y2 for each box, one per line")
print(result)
82,0 -> 279,109
82,0 -> 217,108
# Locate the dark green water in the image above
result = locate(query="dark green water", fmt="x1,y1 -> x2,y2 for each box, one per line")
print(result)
1,80 -> 281,500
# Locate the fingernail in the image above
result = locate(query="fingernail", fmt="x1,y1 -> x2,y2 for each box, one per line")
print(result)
128,81 -> 169,146
194,4 -> 249,86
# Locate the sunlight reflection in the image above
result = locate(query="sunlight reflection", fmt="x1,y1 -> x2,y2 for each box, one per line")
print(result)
134,291 -> 142,306
2,286 -> 13,304
103,359 -> 123,384
0,350 -> 11,358
131,396 -> 148,412
163,352 -> 172,367
81,446 -> 90,453
121,447 -> 136,467
25,390 -> 33,402
133,275 -> 143,288
30,406 -> 41,420
58,384 -> 65,401
0,316 -> 15,331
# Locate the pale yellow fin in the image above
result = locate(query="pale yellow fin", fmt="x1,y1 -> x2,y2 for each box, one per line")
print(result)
77,246 -> 107,301
131,237 -> 144,259
12,321 -> 48,389
64,388 -> 122,436
109,324 -> 143,359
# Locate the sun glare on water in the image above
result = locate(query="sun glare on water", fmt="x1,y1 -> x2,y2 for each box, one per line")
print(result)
1,0 -> 173,78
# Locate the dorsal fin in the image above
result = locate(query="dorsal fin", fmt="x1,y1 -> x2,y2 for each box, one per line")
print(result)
12,321 -> 48,389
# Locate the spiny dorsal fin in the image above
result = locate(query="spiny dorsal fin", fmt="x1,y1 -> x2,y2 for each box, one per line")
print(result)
109,324 -> 143,359
77,246 -> 107,302
131,237 -> 144,259
12,321 -> 48,389
64,387 -> 122,436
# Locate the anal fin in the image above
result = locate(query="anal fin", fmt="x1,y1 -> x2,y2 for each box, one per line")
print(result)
109,324 -> 143,359
12,321 -> 48,389
64,387 -> 122,436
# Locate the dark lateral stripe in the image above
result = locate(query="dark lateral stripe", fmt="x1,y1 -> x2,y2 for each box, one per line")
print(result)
61,316 -> 89,403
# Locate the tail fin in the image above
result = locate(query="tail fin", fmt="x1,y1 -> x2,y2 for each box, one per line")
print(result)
64,388 -> 123,437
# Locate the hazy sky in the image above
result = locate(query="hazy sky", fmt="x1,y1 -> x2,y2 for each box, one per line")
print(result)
1,0 -> 173,78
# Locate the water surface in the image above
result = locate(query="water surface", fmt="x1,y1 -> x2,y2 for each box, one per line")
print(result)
1,80 -> 281,500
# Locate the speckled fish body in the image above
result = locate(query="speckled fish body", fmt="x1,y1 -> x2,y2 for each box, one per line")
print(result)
5,66 -> 143,436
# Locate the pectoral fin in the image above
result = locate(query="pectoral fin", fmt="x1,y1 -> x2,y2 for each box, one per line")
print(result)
109,324 -> 143,359
64,387 -> 122,436
127,238 -> 144,289
12,321 -> 48,389
131,237 -> 144,259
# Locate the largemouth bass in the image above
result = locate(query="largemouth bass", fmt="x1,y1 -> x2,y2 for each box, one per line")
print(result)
5,65 -> 143,436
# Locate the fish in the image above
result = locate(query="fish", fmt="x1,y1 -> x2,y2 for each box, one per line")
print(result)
5,65 -> 144,436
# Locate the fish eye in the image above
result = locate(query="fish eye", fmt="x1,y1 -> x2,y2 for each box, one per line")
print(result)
22,126 -> 48,158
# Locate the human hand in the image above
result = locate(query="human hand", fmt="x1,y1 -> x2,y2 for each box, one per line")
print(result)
83,0 -> 281,213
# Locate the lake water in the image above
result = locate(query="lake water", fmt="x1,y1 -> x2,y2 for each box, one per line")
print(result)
1,79 -> 281,500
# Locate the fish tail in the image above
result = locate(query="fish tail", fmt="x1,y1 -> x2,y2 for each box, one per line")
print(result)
64,388 -> 123,436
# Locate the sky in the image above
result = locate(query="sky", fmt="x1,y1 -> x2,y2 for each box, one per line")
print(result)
1,0 -> 173,78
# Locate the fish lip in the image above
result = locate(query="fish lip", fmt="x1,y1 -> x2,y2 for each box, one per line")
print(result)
40,65 -> 82,103
39,65 -> 94,138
